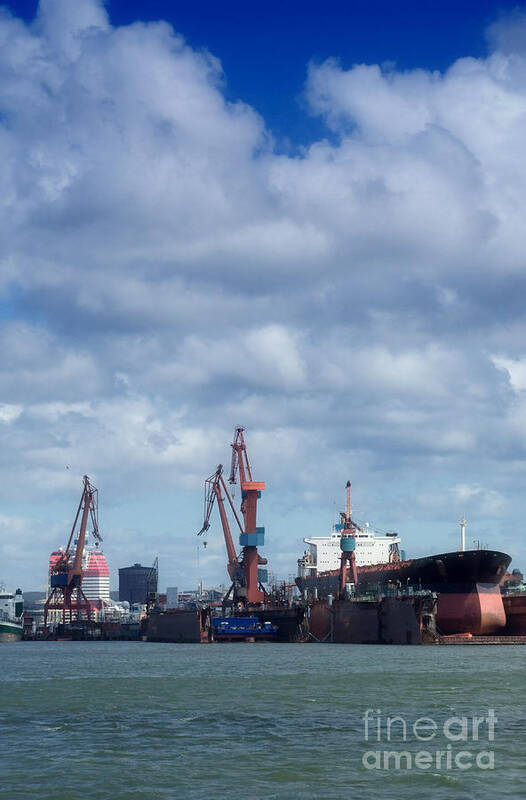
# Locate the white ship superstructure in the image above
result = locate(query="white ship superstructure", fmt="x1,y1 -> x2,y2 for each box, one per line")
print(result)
0,588 -> 24,641
298,522 -> 401,578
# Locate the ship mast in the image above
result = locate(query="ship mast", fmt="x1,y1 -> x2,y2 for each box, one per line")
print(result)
460,517 -> 466,552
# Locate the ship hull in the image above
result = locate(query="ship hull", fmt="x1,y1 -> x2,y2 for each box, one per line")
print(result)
146,609 -> 211,643
357,549 -> 511,591
503,593 -> 526,634
0,621 -> 23,642
296,549 -> 511,596
308,596 -> 431,645
296,549 -> 511,637
436,584 -> 506,635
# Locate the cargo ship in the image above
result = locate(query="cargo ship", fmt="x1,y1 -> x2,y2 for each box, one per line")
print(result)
0,589 -> 24,642
297,545 -> 511,597
296,491 -> 511,635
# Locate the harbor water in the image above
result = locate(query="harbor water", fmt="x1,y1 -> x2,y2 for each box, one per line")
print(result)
1,642 -> 524,799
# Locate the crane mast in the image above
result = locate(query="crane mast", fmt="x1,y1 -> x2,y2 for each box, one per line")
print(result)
230,427 -> 266,604
229,427 -> 253,485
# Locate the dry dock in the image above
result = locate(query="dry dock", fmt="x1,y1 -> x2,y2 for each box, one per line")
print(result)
438,634 -> 526,645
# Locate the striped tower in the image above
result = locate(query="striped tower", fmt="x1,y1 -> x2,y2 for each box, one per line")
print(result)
82,548 -> 110,603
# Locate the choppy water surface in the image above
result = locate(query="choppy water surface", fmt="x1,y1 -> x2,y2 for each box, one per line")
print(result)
1,642 -> 524,799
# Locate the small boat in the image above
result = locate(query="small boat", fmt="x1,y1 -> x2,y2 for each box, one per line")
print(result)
0,588 -> 24,642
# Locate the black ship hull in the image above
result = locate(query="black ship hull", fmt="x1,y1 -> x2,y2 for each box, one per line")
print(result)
298,549 -> 512,636
296,549 -> 511,598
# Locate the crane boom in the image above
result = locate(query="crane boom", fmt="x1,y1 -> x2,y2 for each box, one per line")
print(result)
198,465 -> 242,579
69,476 -> 100,583
229,427 -> 253,485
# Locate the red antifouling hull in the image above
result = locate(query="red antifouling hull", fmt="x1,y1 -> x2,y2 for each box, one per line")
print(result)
437,583 -> 506,635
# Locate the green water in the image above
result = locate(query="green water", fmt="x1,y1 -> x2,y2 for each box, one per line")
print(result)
1,642 -> 524,799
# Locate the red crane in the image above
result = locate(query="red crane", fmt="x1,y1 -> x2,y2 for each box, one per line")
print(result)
198,428 -> 267,606
229,427 -> 266,604
198,464 -> 243,583
44,475 -> 101,627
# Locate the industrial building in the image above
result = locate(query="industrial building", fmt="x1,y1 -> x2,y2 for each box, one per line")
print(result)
119,562 -> 157,605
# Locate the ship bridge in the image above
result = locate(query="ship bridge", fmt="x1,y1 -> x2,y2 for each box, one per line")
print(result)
298,523 -> 401,577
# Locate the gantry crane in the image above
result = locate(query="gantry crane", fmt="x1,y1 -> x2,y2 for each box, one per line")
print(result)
198,427 -> 267,606
44,475 -> 101,626
338,480 -> 360,598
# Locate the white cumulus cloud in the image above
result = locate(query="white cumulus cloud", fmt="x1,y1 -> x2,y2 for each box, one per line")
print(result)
1,1 -> 526,585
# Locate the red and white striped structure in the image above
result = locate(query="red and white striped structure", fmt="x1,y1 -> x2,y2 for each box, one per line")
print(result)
47,546 -> 110,607
82,548 -> 110,603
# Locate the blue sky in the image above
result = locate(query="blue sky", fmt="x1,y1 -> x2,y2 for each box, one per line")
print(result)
6,1 -> 524,144
1,0 -> 526,592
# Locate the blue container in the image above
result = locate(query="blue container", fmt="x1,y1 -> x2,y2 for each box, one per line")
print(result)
340,536 -> 355,552
50,573 -> 68,587
239,532 -> 264,547
240,527 -> 265,547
